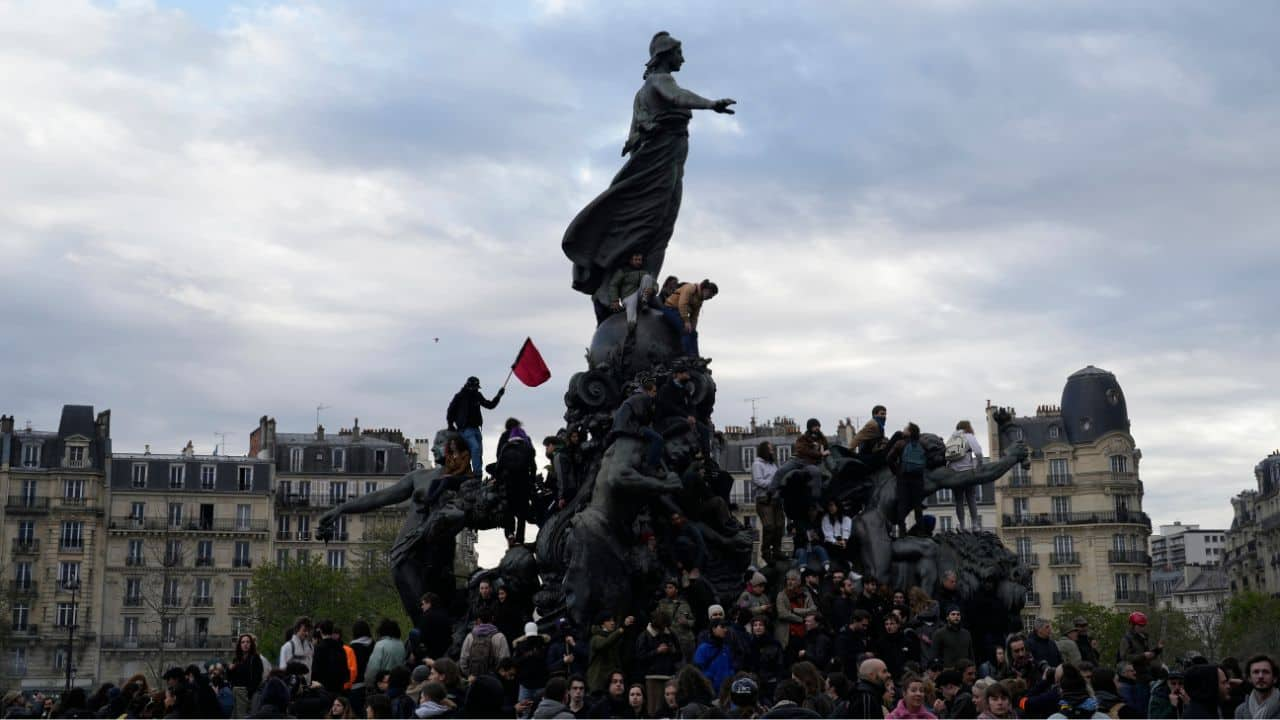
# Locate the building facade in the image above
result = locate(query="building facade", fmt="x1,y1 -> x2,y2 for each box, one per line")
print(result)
988,366 -> 1152,620
1223,450 -> 1280,597
1,407 -> 112,691
1151,523 -> 1226,569
98,445 -> 275,682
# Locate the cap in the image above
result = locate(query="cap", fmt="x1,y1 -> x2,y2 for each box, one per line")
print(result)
1168,669 -> 1185,680
1074,617 -> 1089,628
749,571 -> 766,587
411,665 -> 430,683
524,622 -> 540,638
707,604 -> 725,619
729,676 -> 759,700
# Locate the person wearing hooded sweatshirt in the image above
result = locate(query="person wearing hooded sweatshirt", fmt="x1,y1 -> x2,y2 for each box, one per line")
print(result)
250,676 -> 292,719
1048,664 -> 1108,719
463,674 -> 506,719
1185,664 -> 1230,719
534,677 -> 577,719
413,681 -> 453,719
693,620 -> 737,693
1091,667 -> 1140,719
459,611 -> 510,680
514,622 -> 552,701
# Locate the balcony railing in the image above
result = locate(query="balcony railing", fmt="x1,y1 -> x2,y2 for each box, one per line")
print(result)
59,540 -> 85,553
9,581 -> 38,596
232,558 -> 253,569
1052,591 -> 1083,604
1024,592 -> 1041,605
230,597 -> 248,606
100,634 -> 235,650
1047,474 -> 1074,487
192,597 -> 214,607
63,457 -> 92,469
58,496 -> 94,509
123,596 -> 143,607
10,624 -> 38,637
195,557 -> 214,568
1050,552 -> 1081,566
276,530 -> 292,541
163,557 -> 184,568
1017,554 -> 1039,568
1002,511 -> 1151,528
5,495 -> 50,512
1109,550 -> 1152,565
1114,590 -> 1151,604
296,531 -> 311,541
1008,475 -> 1032,488
11,539 -> 39,555
112,518 -> 269,533
125,556 -> 146,567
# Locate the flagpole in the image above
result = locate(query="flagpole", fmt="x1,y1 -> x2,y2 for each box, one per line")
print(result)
501,367 -> 514,391
502,338 -> 527,391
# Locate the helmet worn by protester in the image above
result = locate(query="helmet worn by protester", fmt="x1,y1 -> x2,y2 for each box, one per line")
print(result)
1128,611 -> 1147,626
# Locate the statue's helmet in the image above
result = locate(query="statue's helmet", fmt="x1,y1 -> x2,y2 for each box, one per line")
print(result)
646,31 -> 681,68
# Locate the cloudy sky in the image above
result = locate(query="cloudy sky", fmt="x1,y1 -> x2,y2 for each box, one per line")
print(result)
5,0 -> 1278,563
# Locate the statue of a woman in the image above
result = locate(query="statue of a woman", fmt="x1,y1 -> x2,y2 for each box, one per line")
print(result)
562,31 -> 736,318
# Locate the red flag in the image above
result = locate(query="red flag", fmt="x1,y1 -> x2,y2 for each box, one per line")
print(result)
511,337 -> 552,387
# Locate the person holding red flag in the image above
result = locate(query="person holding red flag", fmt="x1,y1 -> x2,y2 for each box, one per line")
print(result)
447,377 -> 504,478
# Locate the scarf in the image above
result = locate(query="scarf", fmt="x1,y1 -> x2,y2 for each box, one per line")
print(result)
1248,689 -> 1280,719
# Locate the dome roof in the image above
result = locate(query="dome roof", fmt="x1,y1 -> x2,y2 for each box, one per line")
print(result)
1060,365 -> 1130,444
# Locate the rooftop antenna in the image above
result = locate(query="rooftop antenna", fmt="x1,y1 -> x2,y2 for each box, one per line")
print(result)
744,397 -> 767,433
213,432 -> 230,456
316,404 -> 331,428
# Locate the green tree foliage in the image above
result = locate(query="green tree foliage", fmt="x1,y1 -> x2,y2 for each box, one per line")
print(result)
1056,601 -> 1211,665
1056,601 -> 1128,665
1219,591 -> 1280,660
248,521 -> 408,649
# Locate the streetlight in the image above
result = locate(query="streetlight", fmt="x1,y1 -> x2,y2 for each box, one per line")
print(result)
64,579 -> 80,691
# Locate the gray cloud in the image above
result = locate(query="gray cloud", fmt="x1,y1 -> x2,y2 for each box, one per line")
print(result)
3,0 -> 1277,560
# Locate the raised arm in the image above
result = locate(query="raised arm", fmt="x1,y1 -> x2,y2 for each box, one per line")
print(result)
317,469 -> 425,537
923,442 -> 1028,494
651,74 -> 735,114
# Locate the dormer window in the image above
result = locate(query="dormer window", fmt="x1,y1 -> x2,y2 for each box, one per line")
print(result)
65,444 -> 88,469
1009,427 -> 1024,441
332,448 -> 346,472
374,449 -> 387,473
21,443 -> 40,468
289,447 -> 303,473
1048,426 -> 1059,440
169,465 -> 185,489
131,463 -> 148,488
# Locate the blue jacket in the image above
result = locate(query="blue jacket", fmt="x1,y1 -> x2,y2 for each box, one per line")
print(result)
694,638 -> 736,693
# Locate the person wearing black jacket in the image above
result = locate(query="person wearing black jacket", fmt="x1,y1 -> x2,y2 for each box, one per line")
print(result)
846,659 -> 891,719
1184,664 -> 1229,719
834,610 -> 872,675
655,368 -> 710,458
310,620 -> 347,695
416,592 -> 453,661
744,616 -> 785,700
446,376 -> 504,477
493,419 -> 538,542
871,613 -> 918,680
611,382 -> 664,475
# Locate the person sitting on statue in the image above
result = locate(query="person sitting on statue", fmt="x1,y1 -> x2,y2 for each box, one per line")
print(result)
851,404 -> 889,457
658,274 -> 681,305
611,380 -> 665,476
773,418 -> 828,547
660,279 -> 718,357
446,376 -> 504,478
606,252 -> 658,330
656,367 -> 711,458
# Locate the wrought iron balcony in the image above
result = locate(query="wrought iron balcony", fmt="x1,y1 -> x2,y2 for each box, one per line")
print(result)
1114,590 -> 1151,604
11,539 -> 39,555
1052,591 -> 1083,604
1002,511 -> 1151,529
1017,554 -> 1039,568
1049,552 -> 1081,566
10,624 -> 38,637
233,558 -> 253,569
1108,550 -> 1152,565
1024,592 -> 1041,605
5,495 -> 50,513
125,556 -> 146,567
1047,474 -> 1074,487
58,540 -> 85,553
195,557 -> 214,568
123,596 -> 143,607
9,581 -> 38,596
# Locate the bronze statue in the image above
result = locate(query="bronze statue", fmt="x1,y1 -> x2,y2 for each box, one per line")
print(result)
562,31 -> 736,316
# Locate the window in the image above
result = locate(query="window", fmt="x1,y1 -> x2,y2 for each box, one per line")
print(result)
1110,455 -> 1129,473
296,549 -> 310,564
234,541 -> 251,568
936,488 -> 953,503
1013,497 -> 1030,520
973,484 -> 984,502
1051,496 -> 1072,521
333,515 -> 348,540
290,447 -> 303,472
1010,464 -> 1029,485
1009,427 -> 1024,441
163,578 -> 181,607
327,550 -> 346,569
56,603 -> 77,628
194,578 -> 212,605
776,445 -> 792,463
60,521 -> 84,549
332,448 -> 346,472
196,540 -> 213,566
297,515 -> 311,539
125,578 -> 142,605
1115,573 -> 1131,597
169,464 -> 185,489
1113,534 -> 1126,552
236,504 -> 252,530
277,549 -> 289,568
233,578 -> 249,604
1048,458 -> 1069,484
162,618 -> 177,643
53,647 -> 67,671
18,479 -> 36,504
16,521 -> 34,543
741,446 -> 756,468
132,463 -> 148,488
21,443 -> 40,467
201,465 -> 216,490
299,480 -> 311,500
1114,495 -> 1133,514
15,562 -> 32,588
168,503 -> 183,528
238,466 -> 253,491
1057,575 -> 1075,594
66,445 -> 87,467
1016,537 -> 1033,563
127,539 -> 144,565
58,562 -> 80,588
129,502 -> 145,526
364,481 -> 378,496
12,603 -> 29,630
195,617 -> 210,644
329,482 -> 348,505
1048,425 -> 1059,440
63,478 -> 85,501
939,516 -> 953,532
165,539 -> 182,566
123,617 -> 139,640
374,449 -> 387,473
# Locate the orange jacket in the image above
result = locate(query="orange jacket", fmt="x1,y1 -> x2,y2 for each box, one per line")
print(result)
343,644 -> 357,690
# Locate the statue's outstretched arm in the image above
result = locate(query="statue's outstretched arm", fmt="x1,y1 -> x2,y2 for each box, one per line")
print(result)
923,443 -> 1028,494
615,467 -> 684,495
327,468 -> 422,515
651,74 -> 719,111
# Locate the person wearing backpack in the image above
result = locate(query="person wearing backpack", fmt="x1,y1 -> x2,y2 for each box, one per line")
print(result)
895,423 -> 928,537
944,420 -> 986,530
459,611 -> 510,681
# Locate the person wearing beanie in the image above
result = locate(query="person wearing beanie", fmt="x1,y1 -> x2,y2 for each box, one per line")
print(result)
736,570 -> 775,629
933,606 -> 974,671
513,621 -> 551,701
588,613 -> 630,694
406,664 -> 431,703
